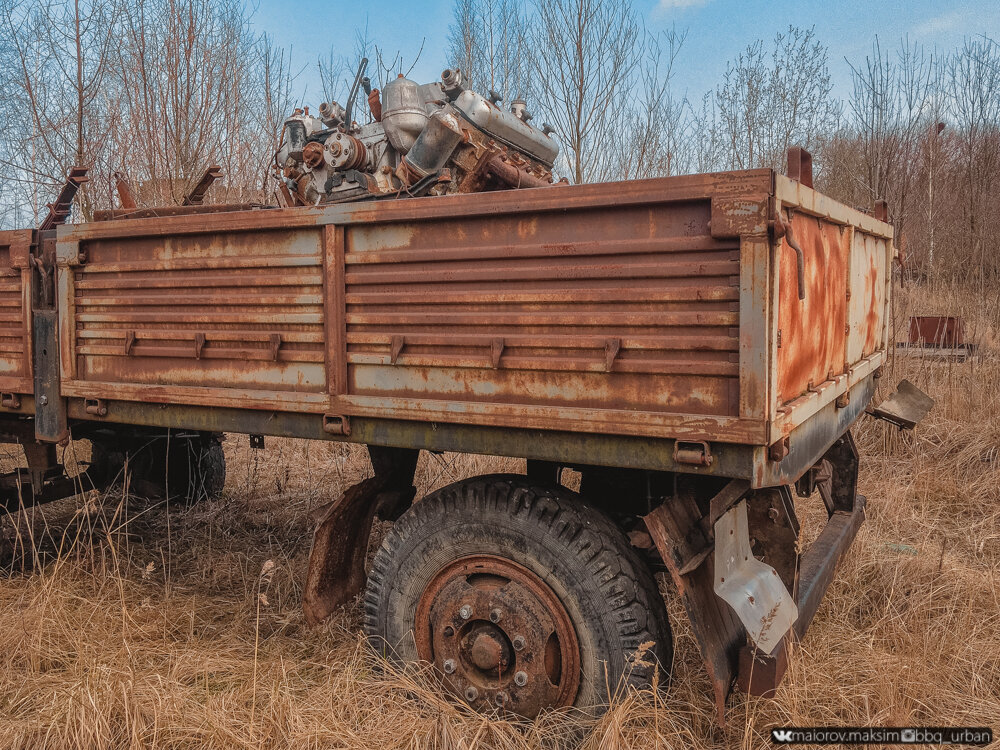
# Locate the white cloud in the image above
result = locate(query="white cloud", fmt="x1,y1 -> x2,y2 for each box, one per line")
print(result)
912,9 -> 965,37
656,0 -> 711,10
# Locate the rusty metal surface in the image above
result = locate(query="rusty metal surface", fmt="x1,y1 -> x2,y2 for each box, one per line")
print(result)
0,230 -> 33,397
908,315 -> 965,348
41,169 -> 887,482
643,485 -> 746,724
56,171 -> 777,446
414,554 -> 580,717
39,167 -> 89,232
343,197 -> 741,419
59,227 -> 328,411
847,230 -> 889,363
775,212 -> 850,404
870,379 -> 934,430
302,446 -> 418,624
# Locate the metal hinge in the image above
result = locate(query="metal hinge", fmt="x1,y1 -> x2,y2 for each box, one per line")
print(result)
84,398 -> 108,417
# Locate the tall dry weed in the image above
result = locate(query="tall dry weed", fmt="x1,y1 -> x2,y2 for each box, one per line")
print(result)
0,281 -> 997,748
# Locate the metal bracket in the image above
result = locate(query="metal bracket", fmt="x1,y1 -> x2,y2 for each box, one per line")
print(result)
0,393 -> 21,410
194,333 -> 207,359
868,379 -> 934,430
604,338 -> 621,371
673,440 -> 714,467
491,337 -> 504,368
114,171 -> 137,209
182,165 -> 222,206
390,335 -> 404,364
714,500 -> 798,655
84,398 -> 108,417
250,434 -> 264,449
40,167 -> 89,231
323,414 -> 351,436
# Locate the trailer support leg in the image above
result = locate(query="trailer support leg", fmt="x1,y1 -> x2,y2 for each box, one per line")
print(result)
302,446 -> 418,625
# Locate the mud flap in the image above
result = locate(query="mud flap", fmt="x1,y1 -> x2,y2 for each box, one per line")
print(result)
713,500 -> 797,655
303,475 -> 391,625
869,379 -> 934,429
302,446 -> 418,625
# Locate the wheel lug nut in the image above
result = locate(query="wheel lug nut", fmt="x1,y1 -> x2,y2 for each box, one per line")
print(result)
464,686 -> 478,702
443,659 -> 456,674
495,691 -> 507,706
512,635 -> 526,651
459,605 -> 472,620
490,608 -> 502,622
514,670 -> 528,686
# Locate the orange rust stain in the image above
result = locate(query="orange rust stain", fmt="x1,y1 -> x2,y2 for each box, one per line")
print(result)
862,249 -> 880,355
776,215 -> 849,404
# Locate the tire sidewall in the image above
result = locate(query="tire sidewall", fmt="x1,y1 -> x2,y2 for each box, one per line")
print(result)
366,476 -> 663,711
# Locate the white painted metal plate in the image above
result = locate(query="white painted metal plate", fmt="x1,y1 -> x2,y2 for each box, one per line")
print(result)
714,499 -> 798,654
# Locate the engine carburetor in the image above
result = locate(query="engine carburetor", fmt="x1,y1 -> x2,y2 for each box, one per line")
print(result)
275,67 -> 559,205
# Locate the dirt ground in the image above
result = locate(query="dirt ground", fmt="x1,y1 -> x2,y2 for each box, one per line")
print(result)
0,282 -> 997,749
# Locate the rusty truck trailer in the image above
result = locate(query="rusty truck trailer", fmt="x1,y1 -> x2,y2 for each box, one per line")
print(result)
0,157 -> 924,721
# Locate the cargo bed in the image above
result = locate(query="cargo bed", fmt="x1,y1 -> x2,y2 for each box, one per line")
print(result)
29,168 -> 892,487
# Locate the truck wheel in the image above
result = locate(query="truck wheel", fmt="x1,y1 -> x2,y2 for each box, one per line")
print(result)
93,434 -> 226,503
364,474 -> 672,717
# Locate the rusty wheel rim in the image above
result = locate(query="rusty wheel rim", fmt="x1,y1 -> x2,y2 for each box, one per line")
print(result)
414,554 -> 581,717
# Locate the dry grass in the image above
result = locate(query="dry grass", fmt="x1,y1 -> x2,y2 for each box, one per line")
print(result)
0,281 -> 998,749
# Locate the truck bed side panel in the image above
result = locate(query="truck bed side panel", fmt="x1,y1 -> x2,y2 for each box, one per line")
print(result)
342,200 -> 740,417
0,230 -> 33,395
60,227 -> 329,411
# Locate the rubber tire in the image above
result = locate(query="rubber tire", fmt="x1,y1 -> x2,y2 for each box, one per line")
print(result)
364,474 -> 672,714
95,435 -> 226,504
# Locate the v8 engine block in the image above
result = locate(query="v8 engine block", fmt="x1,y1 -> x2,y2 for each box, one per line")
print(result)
276,67 -> 560,205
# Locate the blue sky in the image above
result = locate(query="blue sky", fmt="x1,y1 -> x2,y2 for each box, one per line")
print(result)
252,0 -> 1000,108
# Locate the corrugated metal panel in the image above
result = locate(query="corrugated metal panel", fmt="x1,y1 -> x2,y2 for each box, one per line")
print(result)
0,230 -> 32,394
343,199 -> 741,417
67,228 -> 327,406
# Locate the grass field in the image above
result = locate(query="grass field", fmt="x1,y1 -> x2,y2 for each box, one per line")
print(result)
0,282 -> 997,749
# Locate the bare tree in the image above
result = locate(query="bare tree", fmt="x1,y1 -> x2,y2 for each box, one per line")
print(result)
842,39 -> 933,236
447,0 -> 531,106
944,37 -> 1000,283
0,0 -> 119,221
529,0 -> 640,183
715,26 -> 839,171
605,28 -> 690,180
111,0 -> 259,205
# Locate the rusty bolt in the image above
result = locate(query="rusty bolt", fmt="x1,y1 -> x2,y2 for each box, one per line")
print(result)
38,395 -> 48,406
464,686 -> 478,702
443,659 -> 456,674
512,635 -> 526,651
490,608 -> 502,623
495,692 -> 507,707
514,671 -> 528,686
768,507 -> 780,522
459,605 -> 472,620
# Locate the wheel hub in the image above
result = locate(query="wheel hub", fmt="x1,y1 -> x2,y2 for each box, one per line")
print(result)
415,555 -> 580,717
